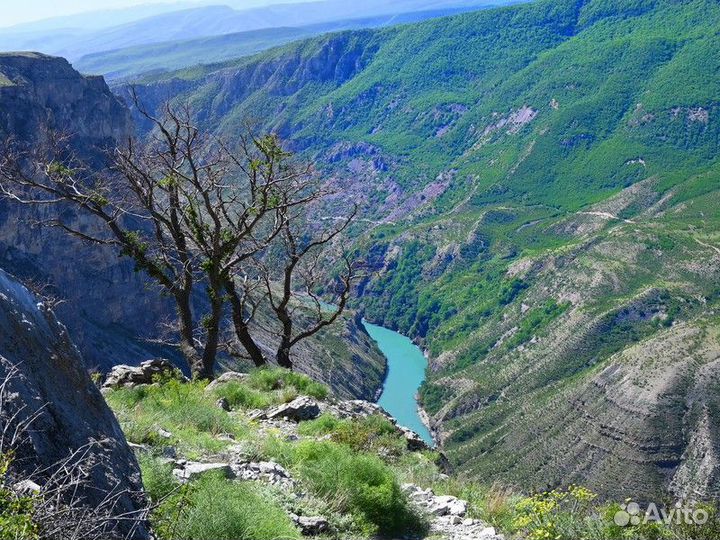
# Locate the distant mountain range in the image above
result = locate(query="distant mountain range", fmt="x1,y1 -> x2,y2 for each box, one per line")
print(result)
0,0 -> 518,66
74,5 -> 517,81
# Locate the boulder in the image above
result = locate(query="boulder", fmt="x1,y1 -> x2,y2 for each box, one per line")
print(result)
102,358 -> 182,389
292,514 -> 331,536
0,269 -> 149,538
13,479 -> 41,496
251,396 -> 321,422
216,397 -> 231,411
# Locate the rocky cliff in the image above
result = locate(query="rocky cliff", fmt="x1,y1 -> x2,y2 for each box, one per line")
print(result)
0,52 -> 175,372
0,268 -> 148,538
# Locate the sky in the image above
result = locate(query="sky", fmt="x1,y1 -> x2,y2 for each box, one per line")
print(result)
1,0 -> 291,28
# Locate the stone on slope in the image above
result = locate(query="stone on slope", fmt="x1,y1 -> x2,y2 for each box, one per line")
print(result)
102,358 -> 182,389
402,483 -> 503,540
251,396 -> 322,422
204,371 -> 249,393
172,461 -> 234,482
291,514 -> 331,536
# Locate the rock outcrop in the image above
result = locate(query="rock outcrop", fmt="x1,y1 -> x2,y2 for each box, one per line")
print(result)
0,269 -> 148,538
102,358 -> 184,389
403,484 -> 502,540
0,52 -> 177,373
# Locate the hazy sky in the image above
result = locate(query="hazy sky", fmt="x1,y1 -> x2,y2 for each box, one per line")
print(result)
1,0 -> 290,28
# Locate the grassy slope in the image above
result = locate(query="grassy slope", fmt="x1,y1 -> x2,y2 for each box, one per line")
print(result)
107,369 -> 720,540
128,0 -> 720,499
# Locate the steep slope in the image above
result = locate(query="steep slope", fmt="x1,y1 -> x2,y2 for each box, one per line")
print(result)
0,268 -> 148,538
0,52 -> 166,371
127,0 -> 720,499
0,0 -> 518,61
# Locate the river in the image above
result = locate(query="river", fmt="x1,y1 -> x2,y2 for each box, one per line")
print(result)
363,321 -> 434,445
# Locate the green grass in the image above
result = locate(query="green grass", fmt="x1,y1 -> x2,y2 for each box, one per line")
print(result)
106,379 -> 245,457
144,465 -> 300,540
298,413 -> 406,455
263,438 -> 428,537
211,368 -> 329,410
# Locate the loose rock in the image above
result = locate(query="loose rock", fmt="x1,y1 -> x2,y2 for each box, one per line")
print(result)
291,514 -> 330,536
230,460 -> 294,489
204,371 -> 249,394
402,483 -> 503,540
172,461 -> 233,482
251,396 -> 321,422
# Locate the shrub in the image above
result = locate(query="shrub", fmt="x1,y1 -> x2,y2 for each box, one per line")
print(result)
299,414 -> 405,456
281,440 -> 428,537
247,368 -> 329,400
0,453 -> 38,540
138,455 -> 177,502
210,368 -> 329,411
152,471 -> 300,540
212,381 -> 273,410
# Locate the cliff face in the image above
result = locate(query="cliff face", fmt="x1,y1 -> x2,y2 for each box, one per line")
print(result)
0,268 -> 148,538
0,52 -> 177,372
0,52 -> 130,149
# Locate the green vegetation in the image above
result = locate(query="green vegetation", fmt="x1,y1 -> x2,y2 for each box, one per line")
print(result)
298,413 -> 406,455
264,439 -> 428,537
0,453 -> 37,540
126,0 -> 720,509
212,368 -> 329,410
144,463 -> 300,540
106,378 -> 245,458
109,373 -> 720,540
106,370 -> 431,539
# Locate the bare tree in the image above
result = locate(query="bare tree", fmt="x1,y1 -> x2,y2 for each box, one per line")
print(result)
0,101 -> 358,377
250,203 -> 360,369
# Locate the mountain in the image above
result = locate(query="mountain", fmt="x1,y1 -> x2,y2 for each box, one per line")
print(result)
0,2 -> 204,33
74,7 -> 507,82
126,0 -> 720,500
0,0 -> 518,62
0,53 -> 385,401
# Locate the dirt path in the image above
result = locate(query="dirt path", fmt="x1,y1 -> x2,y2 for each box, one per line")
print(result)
695,237 -> 720,256
577,211 -> 636,224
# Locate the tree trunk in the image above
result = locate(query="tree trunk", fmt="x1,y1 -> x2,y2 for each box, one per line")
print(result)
225,280 -> 266,367
276,308 -> 294,370
277,340 -> 293,369
198,280 -> 224,381
175,289 -> 205,379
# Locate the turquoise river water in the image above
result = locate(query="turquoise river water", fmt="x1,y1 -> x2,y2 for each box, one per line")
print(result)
363,321 -> 434,445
